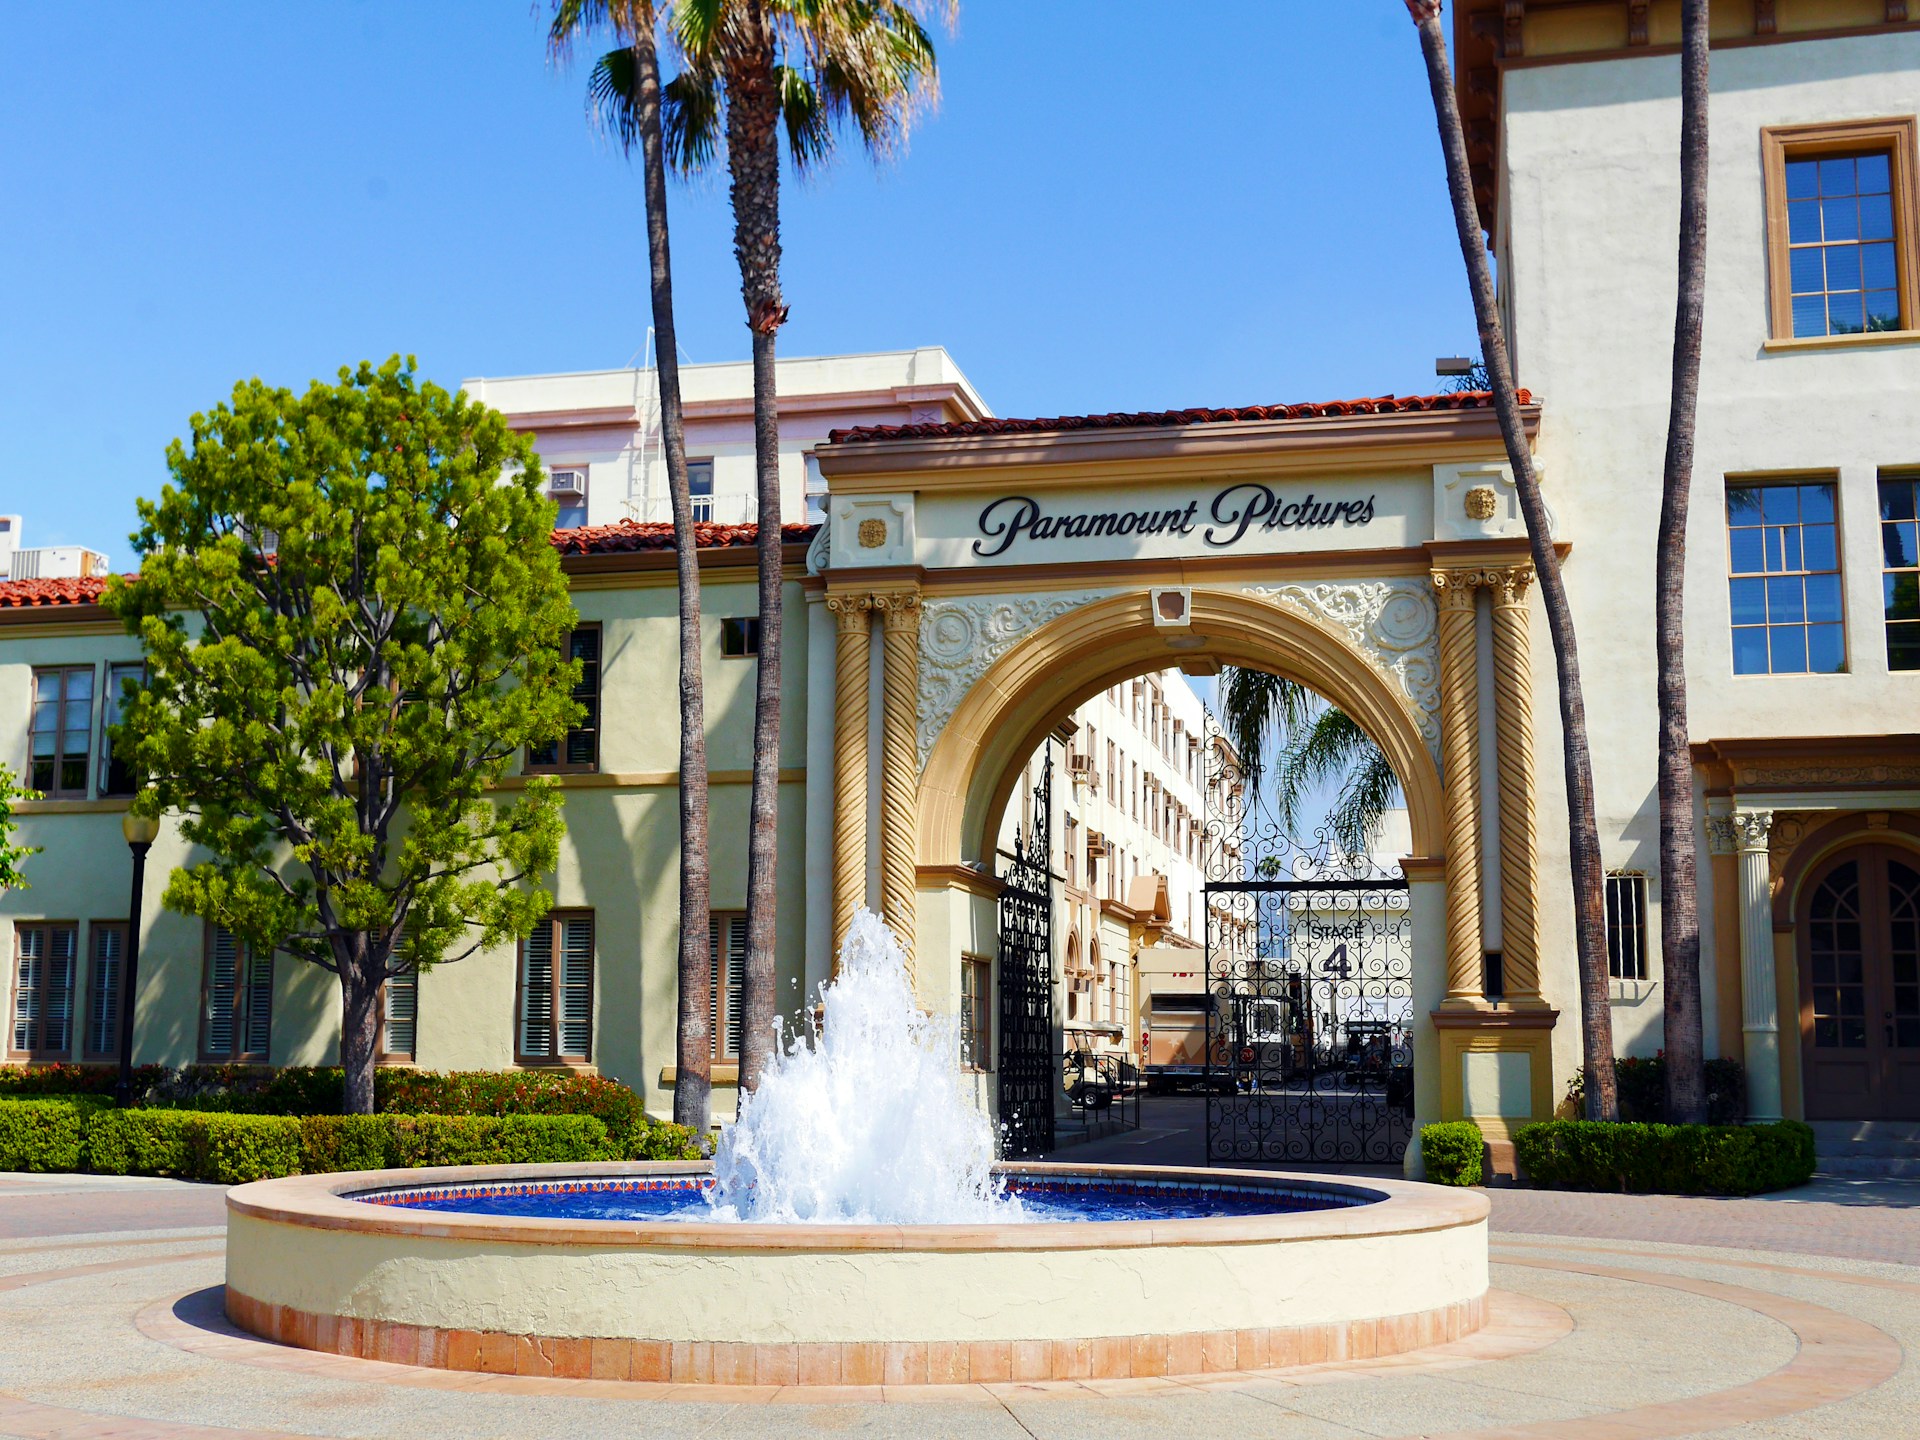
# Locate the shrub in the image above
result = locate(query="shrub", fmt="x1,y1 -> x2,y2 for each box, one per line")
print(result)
1562,1054 -> 1747,1126
188,1113 -> 303,1184
85,1107 -> 200,1177
382,1113 -> 614,1168
0,1098 -> 101,1171
1514,1118 -> 1815,1196
1419,1120 -> 1484,1186
0,1063 -> 167,1101
297,1114 -> 393,1174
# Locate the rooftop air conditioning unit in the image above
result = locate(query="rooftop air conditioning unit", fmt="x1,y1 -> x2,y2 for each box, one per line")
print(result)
549,469 -> 588,499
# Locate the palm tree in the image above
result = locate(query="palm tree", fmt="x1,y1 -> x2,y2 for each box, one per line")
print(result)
650,0 -> 948,1091
1220,669 -> 1400,858
1657,0 -> 1711,1126
1403,0 -> 1618,1121
551,0 -> 713,1129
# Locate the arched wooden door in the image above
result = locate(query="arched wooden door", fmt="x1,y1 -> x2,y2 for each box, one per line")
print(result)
1798,845 -> 1920,1120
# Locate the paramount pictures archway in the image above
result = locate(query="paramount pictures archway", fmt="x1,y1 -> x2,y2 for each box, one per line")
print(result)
810,398 -> 1564,1168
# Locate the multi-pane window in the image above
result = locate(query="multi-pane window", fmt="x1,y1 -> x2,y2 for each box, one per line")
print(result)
98,663 -> 145,797
1766,120 -> 1916,341
1605,873 -> 1649,982
517,911 -> 594,1063
526,626 -> 601,772
10,922 -> 77,1058
1784,152 -> 1901,336
30,666 -> 93,798
709,913 -> 747,1060
960,956 -> 990,1070
720,617 -> 761,658
84,922 -> 128,1060
1727,483 -> 1845,675
202,924 -> 272,1062
688,460 -> 715,521
379,967 -> 418,1062
1882,475 -> 1920,671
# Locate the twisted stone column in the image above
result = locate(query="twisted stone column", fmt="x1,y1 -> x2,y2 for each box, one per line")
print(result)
1488,565 -> 1541,1002
1432,568 -> 1485,1002
826,592 -> 873,967
1734,811 -> 1783,1122
877,591 -> 922,972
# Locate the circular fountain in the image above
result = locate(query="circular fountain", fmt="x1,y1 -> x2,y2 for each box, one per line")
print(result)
225,913 -> 1487,1384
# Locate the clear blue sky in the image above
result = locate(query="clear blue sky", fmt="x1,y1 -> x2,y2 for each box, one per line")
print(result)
1,2 -> 1477,564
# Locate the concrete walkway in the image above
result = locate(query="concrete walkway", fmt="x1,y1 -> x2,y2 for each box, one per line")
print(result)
4,1163 -> 1919,1438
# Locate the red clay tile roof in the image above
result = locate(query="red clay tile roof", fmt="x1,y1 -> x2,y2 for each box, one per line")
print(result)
0,522 -> 821,608
548,519 -> 819,555
0,575 -> 113,609
827,389 -> 1527,444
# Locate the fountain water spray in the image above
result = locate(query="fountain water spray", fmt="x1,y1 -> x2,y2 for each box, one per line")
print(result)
708,908 -> 1022,1224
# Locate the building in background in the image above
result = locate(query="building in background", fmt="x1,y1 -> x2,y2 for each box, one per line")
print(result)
0,517 -> 108,582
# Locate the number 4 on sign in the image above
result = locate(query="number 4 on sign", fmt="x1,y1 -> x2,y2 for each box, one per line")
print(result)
1324,942 -> 1352,979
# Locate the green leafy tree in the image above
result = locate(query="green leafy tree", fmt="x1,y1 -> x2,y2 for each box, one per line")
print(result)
107,358 -> 579,1115
587,0 -> 949,1090
0,764 -> 40,892
1220,670 -> 1401,858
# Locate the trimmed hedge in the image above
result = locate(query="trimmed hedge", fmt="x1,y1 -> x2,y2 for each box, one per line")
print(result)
1418,1120 -> 1484,1186
1,1100 -> 699,1185
1514,1118 -> 1815,1196
0,1063 -> 702,1164
0,1097 -> 103,1172
1562,1054 -> 1748,1126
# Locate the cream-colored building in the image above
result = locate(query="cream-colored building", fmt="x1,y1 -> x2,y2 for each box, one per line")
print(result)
7,4 -> 1920,1168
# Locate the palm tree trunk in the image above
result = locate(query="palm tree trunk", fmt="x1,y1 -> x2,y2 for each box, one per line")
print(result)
630,26 -> 713,1132
725,2 -> 787,1094
1658,0 -> 1711,1126
1406,0 -> 1618,1121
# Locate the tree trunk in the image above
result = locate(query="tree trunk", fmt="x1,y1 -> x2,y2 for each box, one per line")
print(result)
1659,0 -> 1711,1126
630,27 -> 713,1133
1407,0 -> 1619,1120
340,945 -> 380,1116
725,3 -> 787,1094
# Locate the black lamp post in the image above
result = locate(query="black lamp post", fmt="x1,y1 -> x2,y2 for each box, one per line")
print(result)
116,805 -> 159,1109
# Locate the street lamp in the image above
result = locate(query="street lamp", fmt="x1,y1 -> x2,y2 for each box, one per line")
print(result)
117,804 -> 160,1109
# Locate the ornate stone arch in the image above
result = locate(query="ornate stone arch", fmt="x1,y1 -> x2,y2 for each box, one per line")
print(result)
916,588 -> 1445,871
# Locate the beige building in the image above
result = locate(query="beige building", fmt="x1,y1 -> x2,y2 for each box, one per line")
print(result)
6,3 -> 1920,1169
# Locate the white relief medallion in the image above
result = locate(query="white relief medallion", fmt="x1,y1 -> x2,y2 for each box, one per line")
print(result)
1241,581 -> 1441,758
917,593 -> 1106,765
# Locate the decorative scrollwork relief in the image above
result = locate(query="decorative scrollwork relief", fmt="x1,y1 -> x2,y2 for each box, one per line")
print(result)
916,593 -> 1109,766
1241,581 -> 1441,760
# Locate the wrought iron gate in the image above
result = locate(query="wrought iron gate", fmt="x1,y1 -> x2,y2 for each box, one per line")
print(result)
1202,721 -> 1414,1165
997,750 -> 1056,1158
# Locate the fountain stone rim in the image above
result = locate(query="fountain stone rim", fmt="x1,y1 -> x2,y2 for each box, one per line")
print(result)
227,1159 -> 1489,1252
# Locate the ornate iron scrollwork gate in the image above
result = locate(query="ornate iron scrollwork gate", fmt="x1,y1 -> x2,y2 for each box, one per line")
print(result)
1202,720 -> 1414,1165
997,750 -> 1056,1157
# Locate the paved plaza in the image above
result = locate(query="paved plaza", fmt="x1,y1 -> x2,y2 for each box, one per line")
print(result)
3,1145 -> 1920,1440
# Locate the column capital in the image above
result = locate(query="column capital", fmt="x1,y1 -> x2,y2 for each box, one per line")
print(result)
1704,816 -> 1739,855
826,591 -> 875,627
1430,567 -> 1483,611
1732,810 -> 1774,854
1485,564 -> 1534,608
875,591 -> 922,631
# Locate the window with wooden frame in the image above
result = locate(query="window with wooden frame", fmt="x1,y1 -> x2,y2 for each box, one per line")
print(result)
1727,480 -> 1846,675
10,922 -> 78,1059
201,924 -> 273,1063
1881,473 -> 1920,671
960,955 -> 991,1071
97,663 -> 146,798
378,967 -> 418,1063
29,665 -> 94,799
517,911 -> 594,1063
83,921 -> 128,1060
525,625 -> 601,773
709,912 -> 747,1060
719,617 -> 761,658
1764,118 -> 1919,341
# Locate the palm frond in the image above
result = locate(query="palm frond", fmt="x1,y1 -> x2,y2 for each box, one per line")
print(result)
1270,709 -> 1389,841
776,65 -> 836,172
586,47 -> 645,154
661,65 -> 724,173
1326,748 -> 1403,858
1218,667 -> 1320,789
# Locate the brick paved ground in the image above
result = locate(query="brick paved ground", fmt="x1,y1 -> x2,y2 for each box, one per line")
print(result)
3,1159 -> 1919,1437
